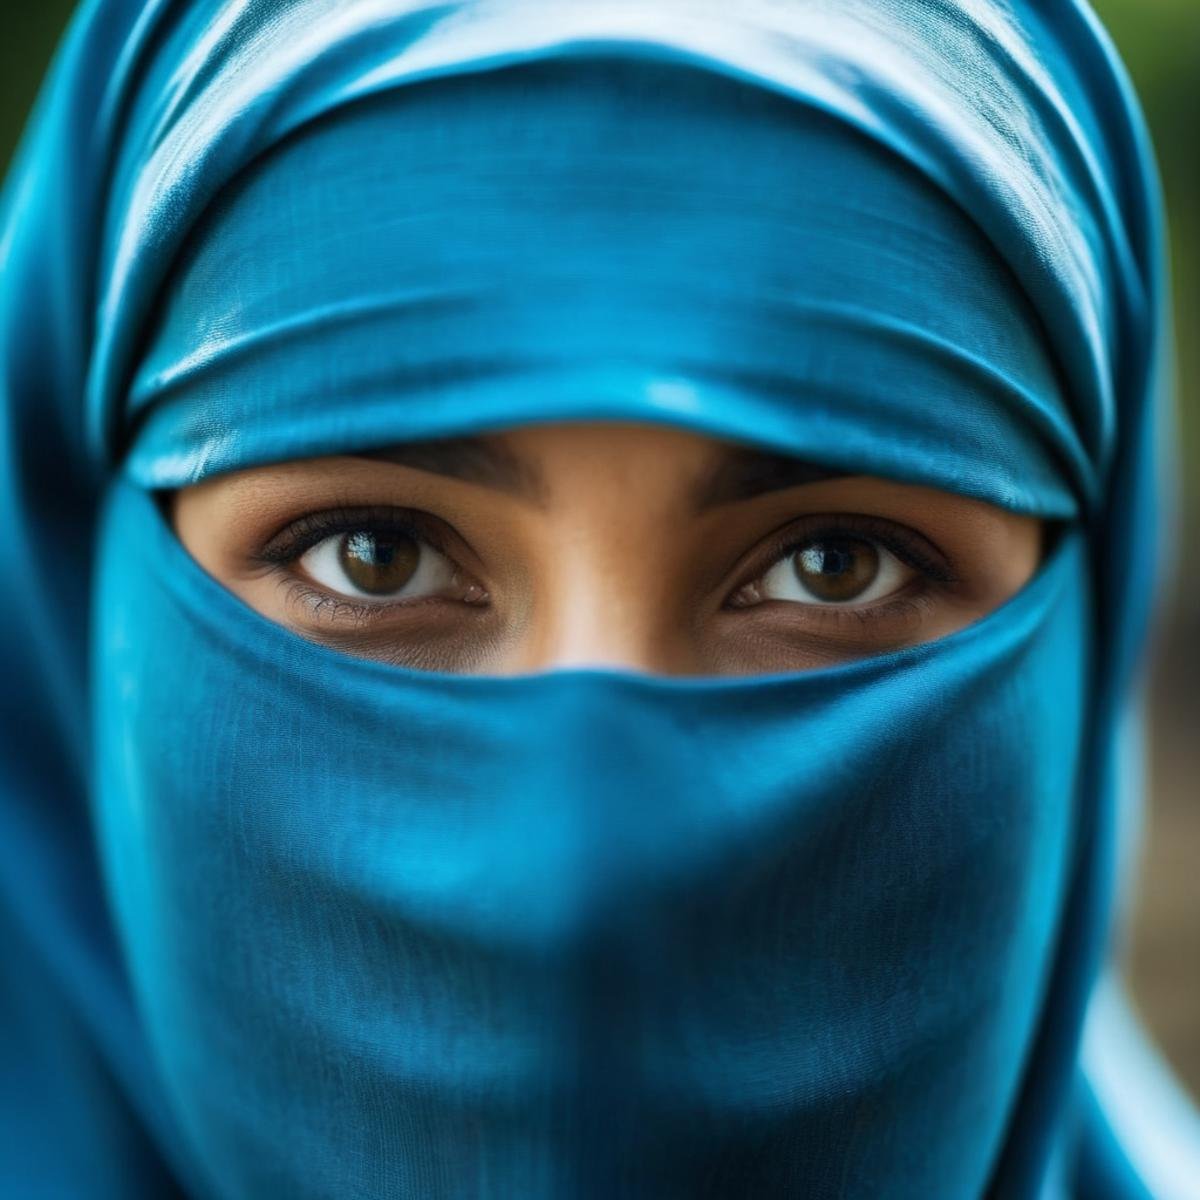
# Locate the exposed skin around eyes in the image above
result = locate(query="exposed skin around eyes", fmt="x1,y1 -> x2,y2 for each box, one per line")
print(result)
169,422 -> 1044,677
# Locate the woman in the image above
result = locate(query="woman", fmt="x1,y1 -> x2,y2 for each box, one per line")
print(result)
1,0 -> 1194,1196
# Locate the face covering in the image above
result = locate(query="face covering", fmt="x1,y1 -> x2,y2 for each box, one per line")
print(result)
0,2 -> 1178,1198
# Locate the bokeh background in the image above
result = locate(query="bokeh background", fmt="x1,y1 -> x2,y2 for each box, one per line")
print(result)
3,1 -> 1197,1093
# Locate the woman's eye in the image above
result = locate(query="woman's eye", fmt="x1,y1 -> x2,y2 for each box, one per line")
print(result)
299,529 -> 459,602
753,535 -> 916,606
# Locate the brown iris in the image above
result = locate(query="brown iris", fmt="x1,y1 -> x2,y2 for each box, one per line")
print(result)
793,536 -> 879,602
337,531 -> 420,595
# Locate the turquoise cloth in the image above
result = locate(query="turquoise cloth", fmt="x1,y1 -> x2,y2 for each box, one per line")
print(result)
0,1 -> 1180,1197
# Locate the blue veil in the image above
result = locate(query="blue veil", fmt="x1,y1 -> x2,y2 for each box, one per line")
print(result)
0,1 -> 1191,1196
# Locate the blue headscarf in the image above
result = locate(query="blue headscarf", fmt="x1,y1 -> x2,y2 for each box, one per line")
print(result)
1,1 -> 1190,1196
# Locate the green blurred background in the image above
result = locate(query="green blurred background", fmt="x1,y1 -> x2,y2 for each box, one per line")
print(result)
3,1 -> 1197,1093
1088,0 -> 1200,1099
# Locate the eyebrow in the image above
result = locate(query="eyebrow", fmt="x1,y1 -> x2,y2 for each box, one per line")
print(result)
690,446 -> 847,509
353,436 -> 846,511
355,436 -> 549,503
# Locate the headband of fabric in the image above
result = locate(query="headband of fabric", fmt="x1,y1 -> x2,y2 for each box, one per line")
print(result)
86,0 -> 1153,527
126,57 -> 1079,516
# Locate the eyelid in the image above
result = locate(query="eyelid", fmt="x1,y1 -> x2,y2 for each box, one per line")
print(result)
726,513 -> 959,606
254,505 -> 458,567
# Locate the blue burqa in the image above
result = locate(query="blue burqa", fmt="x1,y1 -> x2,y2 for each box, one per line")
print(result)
1,1 -> 1195,1196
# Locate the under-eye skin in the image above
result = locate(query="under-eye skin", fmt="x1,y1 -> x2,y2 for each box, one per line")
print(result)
707,512 -> 965,666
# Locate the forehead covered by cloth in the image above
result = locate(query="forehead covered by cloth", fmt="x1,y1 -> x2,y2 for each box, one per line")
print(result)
123,55 -> 1080,516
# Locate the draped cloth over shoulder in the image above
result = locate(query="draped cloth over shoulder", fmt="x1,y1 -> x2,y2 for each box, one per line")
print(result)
0,2 -> 1188,1197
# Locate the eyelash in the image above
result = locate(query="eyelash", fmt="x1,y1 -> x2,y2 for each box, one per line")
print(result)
252,506 -> 958,626
256,505 -> 449,562
733,513 -> 955,592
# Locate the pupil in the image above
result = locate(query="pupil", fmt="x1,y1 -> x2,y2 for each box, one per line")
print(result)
794,537 -> 879,602
339,531 -> 420,595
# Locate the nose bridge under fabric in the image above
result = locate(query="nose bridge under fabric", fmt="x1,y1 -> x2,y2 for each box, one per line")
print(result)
89,478 -> 1094,1197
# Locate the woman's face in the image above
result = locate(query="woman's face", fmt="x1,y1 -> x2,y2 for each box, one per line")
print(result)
170,422 -> 1042,676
